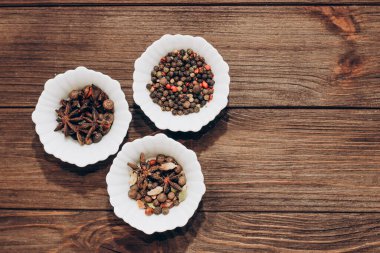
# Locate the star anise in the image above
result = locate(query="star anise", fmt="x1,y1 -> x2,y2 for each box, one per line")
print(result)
154,172 -> 182,193
54,84 -> 114,145
127,153 -> 160,192
127,153 -> 187,216
54,100 -> 82,136
78,108 -> 100,145
97,113 -> 113,135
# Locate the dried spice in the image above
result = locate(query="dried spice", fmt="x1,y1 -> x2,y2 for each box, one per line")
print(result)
146,49 -> 215,116
54,84 -> 114,145
128,153 -> 187,216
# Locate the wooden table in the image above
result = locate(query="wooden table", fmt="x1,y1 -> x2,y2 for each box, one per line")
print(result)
1,1 -> 380,252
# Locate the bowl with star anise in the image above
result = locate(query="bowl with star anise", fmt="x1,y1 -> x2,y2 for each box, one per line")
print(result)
106,133 -> 206,234
32,66 -> 132,167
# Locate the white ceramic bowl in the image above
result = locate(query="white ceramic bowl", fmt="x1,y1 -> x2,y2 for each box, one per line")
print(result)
106,133 -> 206,234
32,66 -> 132,167
133,34 -> 230,132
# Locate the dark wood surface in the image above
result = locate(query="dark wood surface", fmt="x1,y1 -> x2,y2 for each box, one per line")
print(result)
2,210 -> 380,252
0,6 -> 380,108
2,108 -> 380,212
1,0 -> 379,6
1,1 -> 380,253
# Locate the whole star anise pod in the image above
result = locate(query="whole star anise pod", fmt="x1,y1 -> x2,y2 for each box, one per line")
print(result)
54,100 -> 82,136
79,108 -> 100,145
127,153 -> 160,192
155,172 -> 182,193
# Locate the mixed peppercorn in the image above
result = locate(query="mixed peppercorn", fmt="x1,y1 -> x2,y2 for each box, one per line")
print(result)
146,49 -> 215,115
128,153 -> 186,216
54,84 -> 114,145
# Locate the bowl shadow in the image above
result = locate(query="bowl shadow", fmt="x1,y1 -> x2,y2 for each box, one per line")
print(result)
101,202 -> 206,253
132,106 -> 229,154
32,133 -> 122,195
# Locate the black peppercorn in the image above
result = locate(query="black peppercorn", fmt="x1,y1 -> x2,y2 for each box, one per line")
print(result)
146,48 -> 214,115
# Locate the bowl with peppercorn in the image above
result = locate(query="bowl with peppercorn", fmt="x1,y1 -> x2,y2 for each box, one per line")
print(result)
32,66 -> 132,167
106,133 -> 205,234
133,34 -> 230,132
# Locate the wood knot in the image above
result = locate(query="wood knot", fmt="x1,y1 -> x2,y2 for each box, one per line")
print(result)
308,7 -> 360,41
334,49 -> 362,80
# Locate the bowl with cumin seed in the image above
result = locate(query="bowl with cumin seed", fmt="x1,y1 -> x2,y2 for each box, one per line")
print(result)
133,34 -> 230,132
106,133 -> 205,234
32,66 -> 132,167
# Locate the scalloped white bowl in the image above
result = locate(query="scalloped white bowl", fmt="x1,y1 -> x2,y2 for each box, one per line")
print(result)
133,34 -> 230,132
32,66 -> 132,167
106,133 -> 206,234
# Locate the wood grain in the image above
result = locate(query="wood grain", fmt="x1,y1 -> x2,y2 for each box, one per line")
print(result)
1,210 -> 380,252
2,108 -> 380,212
0,7 -> 379,107
1,0 -> 380,6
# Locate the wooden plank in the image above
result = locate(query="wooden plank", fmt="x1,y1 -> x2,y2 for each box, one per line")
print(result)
1,210 -> 380,252
2,108 -> 380,212
1,0 -> 379,6
0,7 -> 379,107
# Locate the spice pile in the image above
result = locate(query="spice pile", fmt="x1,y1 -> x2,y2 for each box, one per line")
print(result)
146,49 -> 215,115
54,84 -> 114,145
128,153 -> 186,216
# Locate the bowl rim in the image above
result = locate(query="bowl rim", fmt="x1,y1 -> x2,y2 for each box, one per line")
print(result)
106,133 -> 206,234
132,34 -> 230,132
32,66 -> 132,167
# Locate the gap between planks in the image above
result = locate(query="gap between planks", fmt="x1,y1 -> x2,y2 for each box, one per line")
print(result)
2,105 -> 380,110
0,3 -> 380,8
2,207 -> 380,214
